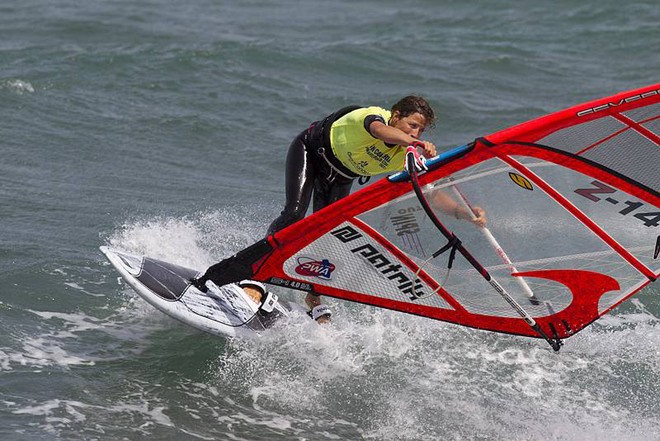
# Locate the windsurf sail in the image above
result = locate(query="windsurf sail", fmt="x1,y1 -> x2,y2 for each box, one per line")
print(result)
198,83 -> 659,350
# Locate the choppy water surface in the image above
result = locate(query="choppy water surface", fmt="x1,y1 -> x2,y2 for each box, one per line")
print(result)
1,0 -> 658,439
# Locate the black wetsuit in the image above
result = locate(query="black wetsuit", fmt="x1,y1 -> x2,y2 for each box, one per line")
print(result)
194,106 -> 372,291
267,106 -> 361,234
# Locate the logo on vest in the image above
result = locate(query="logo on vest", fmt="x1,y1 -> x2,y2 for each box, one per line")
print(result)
366,144 -> 392,169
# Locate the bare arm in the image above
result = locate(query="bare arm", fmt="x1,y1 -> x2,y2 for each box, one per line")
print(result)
368,121 -> 436,157
432,190 -> 487,227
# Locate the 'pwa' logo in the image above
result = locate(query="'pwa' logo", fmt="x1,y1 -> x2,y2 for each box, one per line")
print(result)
295,257 -> 335,280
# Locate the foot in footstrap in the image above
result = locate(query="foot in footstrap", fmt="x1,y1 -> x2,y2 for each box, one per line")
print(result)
307,305 -> 332,324
191,276 -> 209,293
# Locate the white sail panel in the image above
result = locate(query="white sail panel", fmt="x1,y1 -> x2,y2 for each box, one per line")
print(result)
282,221 -> 455,310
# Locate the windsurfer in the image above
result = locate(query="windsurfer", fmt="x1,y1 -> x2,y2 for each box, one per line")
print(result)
267,96 -> 438,318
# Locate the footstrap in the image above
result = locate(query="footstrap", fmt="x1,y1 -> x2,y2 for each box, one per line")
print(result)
260,291 -> 278,313
307,305 -> 332,321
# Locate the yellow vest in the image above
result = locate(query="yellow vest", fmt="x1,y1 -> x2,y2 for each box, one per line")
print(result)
329,106 -> 406,176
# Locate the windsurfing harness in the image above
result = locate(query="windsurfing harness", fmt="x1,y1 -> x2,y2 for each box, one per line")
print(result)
308,105 -> 363,179
265,105 -> 363,234
196,83 -> 660,350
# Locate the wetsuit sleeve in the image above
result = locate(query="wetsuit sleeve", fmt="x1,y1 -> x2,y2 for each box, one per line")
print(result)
363,114 -> 386,137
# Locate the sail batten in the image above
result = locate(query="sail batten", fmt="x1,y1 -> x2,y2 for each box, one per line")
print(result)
499,154 -> 656,281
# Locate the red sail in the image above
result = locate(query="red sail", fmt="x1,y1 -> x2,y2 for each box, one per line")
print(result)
231,84 -> 659,340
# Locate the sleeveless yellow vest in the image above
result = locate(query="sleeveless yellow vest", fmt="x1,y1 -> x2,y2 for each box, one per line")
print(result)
329,106 -> 406,176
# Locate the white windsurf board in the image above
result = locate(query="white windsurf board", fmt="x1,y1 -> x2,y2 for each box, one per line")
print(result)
100,246 -> 304,338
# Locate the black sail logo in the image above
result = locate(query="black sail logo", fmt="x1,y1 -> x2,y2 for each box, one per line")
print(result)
331,225 -> 427,300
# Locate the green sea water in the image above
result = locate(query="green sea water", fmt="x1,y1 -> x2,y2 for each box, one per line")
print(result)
1,0 -> 658,440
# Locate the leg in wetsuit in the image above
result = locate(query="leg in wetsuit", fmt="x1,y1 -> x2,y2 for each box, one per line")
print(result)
194,129 -> 353,294
267,130 -> 354,235
266,121 -> 357,325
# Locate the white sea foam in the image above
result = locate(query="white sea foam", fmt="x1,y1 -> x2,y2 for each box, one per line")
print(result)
207,297 -> 660,441
9,397 -> 180,439
106,208 -> 266,270
0,306 -> 164,374
97,212 -> 660,441
3,79 -> 34,94
107,216 -> 214,269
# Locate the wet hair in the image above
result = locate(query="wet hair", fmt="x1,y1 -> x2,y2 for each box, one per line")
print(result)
391,96 -> 436,128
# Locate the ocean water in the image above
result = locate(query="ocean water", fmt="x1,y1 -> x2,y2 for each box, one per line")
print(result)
1,0 -> 659,440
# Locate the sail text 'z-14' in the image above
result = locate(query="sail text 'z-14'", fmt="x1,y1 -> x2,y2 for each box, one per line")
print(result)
198,84 -> 659,351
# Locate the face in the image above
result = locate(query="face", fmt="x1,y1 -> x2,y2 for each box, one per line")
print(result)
390,111 -> 427,139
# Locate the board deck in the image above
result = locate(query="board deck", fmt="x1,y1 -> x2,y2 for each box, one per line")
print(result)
100,247 -> 302,338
